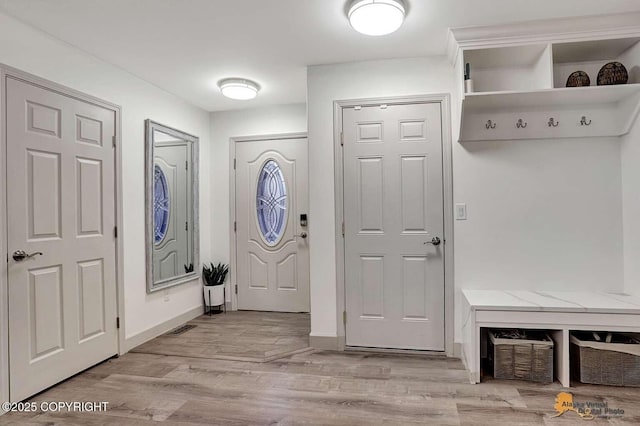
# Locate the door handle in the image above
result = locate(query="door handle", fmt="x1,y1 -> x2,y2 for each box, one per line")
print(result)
12,250 -> 43,262
294,232 -> 308,239
424,237 -> 441,246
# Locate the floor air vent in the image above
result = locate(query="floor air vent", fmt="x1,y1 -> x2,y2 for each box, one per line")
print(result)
166,324 -> 196,335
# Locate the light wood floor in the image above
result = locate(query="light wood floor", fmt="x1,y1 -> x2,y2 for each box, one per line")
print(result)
2,312 -> 640,425
132,311 -> 311,362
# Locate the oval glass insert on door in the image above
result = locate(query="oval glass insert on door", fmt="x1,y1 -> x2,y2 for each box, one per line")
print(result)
153,164 -> 170,244
256,159 -> 288,246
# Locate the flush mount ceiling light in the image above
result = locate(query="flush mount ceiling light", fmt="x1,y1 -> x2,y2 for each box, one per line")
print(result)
348,0 -> 406,36
218,78 -> 260,100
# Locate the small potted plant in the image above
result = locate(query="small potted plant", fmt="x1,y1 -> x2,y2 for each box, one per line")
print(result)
202,262 -> 229,313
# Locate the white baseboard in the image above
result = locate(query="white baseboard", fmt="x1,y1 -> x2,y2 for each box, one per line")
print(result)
459,341 -> 478,384
309,334 -> 345,350
122,305 -> 203,353
311,335 -> 464,360
452,342 -> 463,359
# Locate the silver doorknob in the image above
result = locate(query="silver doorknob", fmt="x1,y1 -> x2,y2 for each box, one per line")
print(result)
424,237 -> 441,246
295,232 -> 308,239
12,250 -> 43,262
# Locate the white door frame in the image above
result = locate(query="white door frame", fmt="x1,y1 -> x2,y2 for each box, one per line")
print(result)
334,94 -> 455,356
229,132 -> 308,311
0,65 -> 125,404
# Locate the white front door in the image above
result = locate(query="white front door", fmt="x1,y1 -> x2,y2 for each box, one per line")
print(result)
6,76 -> 118,401
343,103 -> 445,350
235,136 -> 309,312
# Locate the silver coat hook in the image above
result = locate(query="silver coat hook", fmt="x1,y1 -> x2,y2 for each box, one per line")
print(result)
485,120 -> 496,129
548,118 -> 559,127
516,118 -> 527,129
580,116 -> 592,126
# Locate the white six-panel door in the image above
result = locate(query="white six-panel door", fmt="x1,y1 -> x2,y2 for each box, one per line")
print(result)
6,77 -> 118,401
343,103 -> 445,350
235,137 -> 309,312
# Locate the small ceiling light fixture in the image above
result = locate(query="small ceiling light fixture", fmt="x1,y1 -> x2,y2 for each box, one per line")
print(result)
218,78 -> 260,100
348,0 -> 406,36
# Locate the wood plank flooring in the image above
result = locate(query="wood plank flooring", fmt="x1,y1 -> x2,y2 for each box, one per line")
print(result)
2,312 -> 640,425
132,311 -> 311,362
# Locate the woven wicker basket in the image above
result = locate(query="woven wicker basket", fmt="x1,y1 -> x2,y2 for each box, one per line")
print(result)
571,333 -> 640,387
489,330 -> 554,383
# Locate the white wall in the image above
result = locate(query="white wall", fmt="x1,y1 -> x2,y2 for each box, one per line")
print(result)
622,117 -> 640,296
621,43 -> 640,297
454,140 -> 624,290
308,56 -> 626,345
0,12 -> 211,342
307,57 -> 456,339
209,104 -> 307,299
454,137 -> 624,337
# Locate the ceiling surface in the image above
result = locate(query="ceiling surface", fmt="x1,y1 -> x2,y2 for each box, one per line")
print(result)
2,0 -> 639,111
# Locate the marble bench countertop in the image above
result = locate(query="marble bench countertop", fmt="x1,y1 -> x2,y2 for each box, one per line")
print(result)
462,289 -> 640,314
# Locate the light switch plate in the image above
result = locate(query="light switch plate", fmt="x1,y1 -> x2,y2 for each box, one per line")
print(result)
456,203 -> 467,220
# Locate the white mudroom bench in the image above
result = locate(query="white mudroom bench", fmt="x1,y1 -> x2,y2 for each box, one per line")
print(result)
461,290 -> 640,387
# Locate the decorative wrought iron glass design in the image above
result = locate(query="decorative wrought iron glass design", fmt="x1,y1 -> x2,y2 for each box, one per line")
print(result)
256,159 -> 288,246
153,165 -> 170,244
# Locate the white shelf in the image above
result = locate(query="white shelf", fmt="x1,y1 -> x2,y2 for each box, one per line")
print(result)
458,36 -> 640,142
460,84 -> 640,142
464,84 -> 640,112
463,43 -> 553,93
465,44 -> 549,68
552,38 -> 640,88
553,37 -> 640,63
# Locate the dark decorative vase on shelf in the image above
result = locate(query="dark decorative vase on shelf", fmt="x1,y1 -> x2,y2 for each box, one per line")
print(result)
597,62 -> 628,85
566,71 -> 590,87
